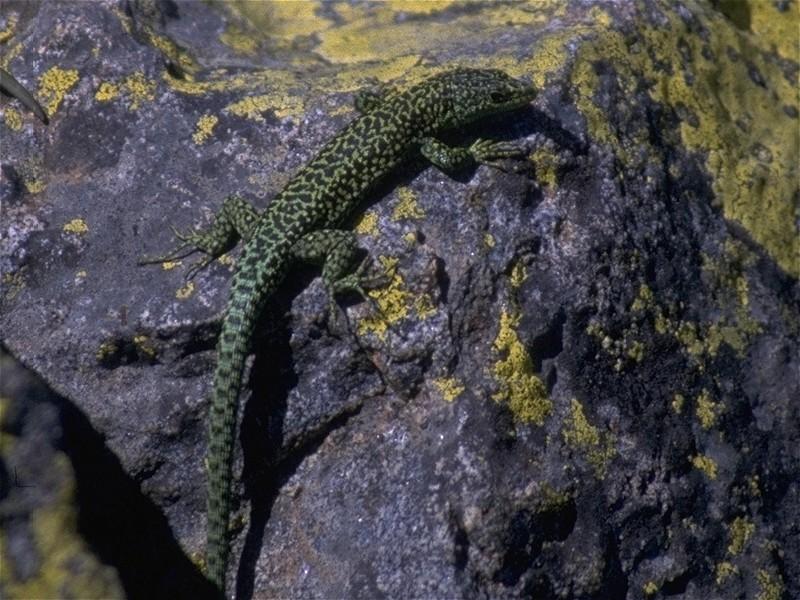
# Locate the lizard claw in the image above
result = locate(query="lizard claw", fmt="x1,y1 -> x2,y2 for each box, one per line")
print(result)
138,225 -> 204,266
185,255 -> 214,280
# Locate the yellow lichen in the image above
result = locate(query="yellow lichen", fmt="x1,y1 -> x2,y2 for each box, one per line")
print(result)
220,24 -> 258,55
727,516 -> 755,555
695,388 -> 722,430
570,3 -> 799,277
715,561 -> 738,585
414,293 -> 437,320
631,284 -> 654,312
95,341 -> 117,363
225,92 -> 304,121
691,454 -> 718,480
161,260 -> 181,271
192,113 -> 219,144
756,569 -> 784,600
229,0 -> 328,46
37,66 -> 79,118
391,187 -> 425,221
218,254 -> 235,267
562,398 -> 617,478
123,71 -> 156,110
484,233 -> 495,248
354,211 -> 379,236
529,146 -> 559,187
133,335 -> 157,360
22,178 -> 46,194
176,281 -> 194,299
672,393 -> 685,414
491,310 -> 551,425
643,581 -> 659,596
432,377 -> 465,402
95,81 -> 120,102
3,107 -> 22,130
62,219 -> 88,235
510,262 -> 527,288
358,256 -> 407,339
0,13 -> 17,44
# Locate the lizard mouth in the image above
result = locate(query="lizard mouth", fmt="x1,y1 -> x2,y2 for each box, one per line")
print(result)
491,85 -> 537,110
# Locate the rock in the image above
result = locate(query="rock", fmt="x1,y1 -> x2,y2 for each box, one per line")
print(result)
1,0 -> 797,598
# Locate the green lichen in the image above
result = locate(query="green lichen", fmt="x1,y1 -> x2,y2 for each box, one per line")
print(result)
727,516 -> 755,555
562,398 -> 617,478
491,310 -> 552,425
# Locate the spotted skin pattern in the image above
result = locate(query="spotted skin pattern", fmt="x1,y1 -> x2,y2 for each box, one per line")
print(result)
144,68 -> 535,594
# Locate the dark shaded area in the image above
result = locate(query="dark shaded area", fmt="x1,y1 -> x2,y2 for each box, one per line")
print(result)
0,346 -> 220,600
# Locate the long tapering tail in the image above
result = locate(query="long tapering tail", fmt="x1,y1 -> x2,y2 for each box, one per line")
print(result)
205,290 -> 258,592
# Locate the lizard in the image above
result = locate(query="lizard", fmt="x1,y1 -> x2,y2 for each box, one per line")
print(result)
0,67 -> 49,124
141,67 -> 536,594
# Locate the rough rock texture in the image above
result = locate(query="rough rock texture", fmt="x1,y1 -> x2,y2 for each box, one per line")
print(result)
1,1 -> 798,599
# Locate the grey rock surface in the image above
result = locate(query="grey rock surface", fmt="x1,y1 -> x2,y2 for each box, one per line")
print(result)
1,1 -> 798,599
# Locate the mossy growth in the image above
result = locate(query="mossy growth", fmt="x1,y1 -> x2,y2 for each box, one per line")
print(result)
691,453 -> 718,479
695,388 -> 722,430
491,310 -> 552,425
756,569 -> 784,600
562,398 -> 616,478
726,516 -> 755,555
432,376 -> 465,402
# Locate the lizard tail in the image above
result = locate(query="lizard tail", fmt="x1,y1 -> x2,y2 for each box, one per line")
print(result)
205,290 -> 259,592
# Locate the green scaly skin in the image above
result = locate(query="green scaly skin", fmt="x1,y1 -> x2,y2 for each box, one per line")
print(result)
0,68 -> 49,124
143,68 -> 535,594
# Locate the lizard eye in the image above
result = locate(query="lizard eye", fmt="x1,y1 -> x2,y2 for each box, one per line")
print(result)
490,91 -> 509,103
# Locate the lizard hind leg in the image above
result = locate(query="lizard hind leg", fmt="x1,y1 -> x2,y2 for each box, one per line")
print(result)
138,195 -> 260,279
292,229 -> 387,322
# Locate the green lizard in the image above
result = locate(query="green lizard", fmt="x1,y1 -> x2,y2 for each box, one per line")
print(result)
142,67 -> 535,594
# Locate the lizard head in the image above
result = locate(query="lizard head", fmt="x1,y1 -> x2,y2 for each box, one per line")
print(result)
443,68 -> 536,125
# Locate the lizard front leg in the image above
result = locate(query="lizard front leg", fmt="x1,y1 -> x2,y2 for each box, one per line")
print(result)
420,137 -> 526,174
139,195 -> 259,278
